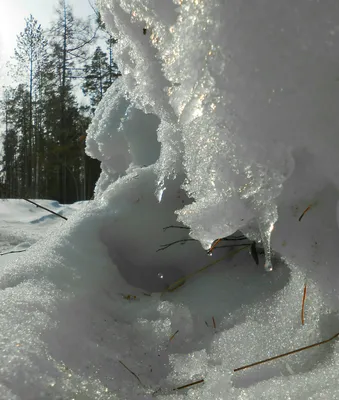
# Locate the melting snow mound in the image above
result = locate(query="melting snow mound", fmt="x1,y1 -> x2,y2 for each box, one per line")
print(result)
1,0 -> 339,399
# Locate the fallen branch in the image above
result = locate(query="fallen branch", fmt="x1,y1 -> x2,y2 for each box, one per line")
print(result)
119,360 -> 145,387
0,249 -> 27,256
24,199 -> 68,221
301,283 -> 307,325
234,332 -> 339,372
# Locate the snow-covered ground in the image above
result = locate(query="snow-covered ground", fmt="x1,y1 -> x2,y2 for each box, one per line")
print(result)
0,178 -> 338,400
1,0 -> 339,399
0,200 -> 84,256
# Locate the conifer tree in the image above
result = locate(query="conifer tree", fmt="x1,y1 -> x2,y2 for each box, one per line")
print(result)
12,15 -> 48,196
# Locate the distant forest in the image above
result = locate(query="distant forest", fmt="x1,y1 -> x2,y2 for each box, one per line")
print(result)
0,0 -> 120,203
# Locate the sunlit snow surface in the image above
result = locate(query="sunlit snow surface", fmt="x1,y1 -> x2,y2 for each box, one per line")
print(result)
0,181 -> 338,399
1,0 -> 339,399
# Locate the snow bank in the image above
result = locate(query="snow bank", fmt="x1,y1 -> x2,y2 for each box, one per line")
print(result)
1,172 -> 338,400
1,0 -> 339,399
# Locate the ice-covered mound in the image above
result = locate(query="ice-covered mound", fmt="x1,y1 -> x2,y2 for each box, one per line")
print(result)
91,0 -> 339,273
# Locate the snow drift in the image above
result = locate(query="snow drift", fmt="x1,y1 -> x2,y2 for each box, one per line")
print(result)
1,0 -> 339,399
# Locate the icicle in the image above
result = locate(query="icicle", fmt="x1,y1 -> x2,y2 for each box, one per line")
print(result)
156,183 -> 166,202
258,208 -> 277,272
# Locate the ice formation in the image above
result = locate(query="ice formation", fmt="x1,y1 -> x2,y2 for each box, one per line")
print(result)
1,0 -> 339,399
90,0 -> 339,273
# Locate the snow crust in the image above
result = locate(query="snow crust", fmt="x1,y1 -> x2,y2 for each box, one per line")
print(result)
1,0 -> 339,399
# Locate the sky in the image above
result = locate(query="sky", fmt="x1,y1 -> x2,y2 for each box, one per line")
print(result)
0,0 -> 95,83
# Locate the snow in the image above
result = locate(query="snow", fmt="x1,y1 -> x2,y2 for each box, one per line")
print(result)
1,0 -> 339,399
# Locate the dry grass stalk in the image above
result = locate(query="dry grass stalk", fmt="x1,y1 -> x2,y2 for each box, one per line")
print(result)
157,238 -> 196,252
165,255 -> 227,293
119,360 -> 145,387
119,293 -> 138,300
174,379 -> 204,391
163,225 -> 190,231
298,205 -> 312,221
163,245 -> 250,293
169,330 -> 179,342
207,238 -> 222,254
0,249 -> 27,256
164,245 -> 251,294
212,316 -> 216,329
234,332 -> 339,372
301,283 -> 307,325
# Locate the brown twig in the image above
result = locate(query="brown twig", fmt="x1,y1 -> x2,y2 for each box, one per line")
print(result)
234,332 -> 339,372
174,379 -> 204,391
0,249 -> 27,256
24,199 -> 68,221
301,283 -> 307,325
169,330 -> 179,342
298,205 -> 312,222
118,360 -> 144,387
